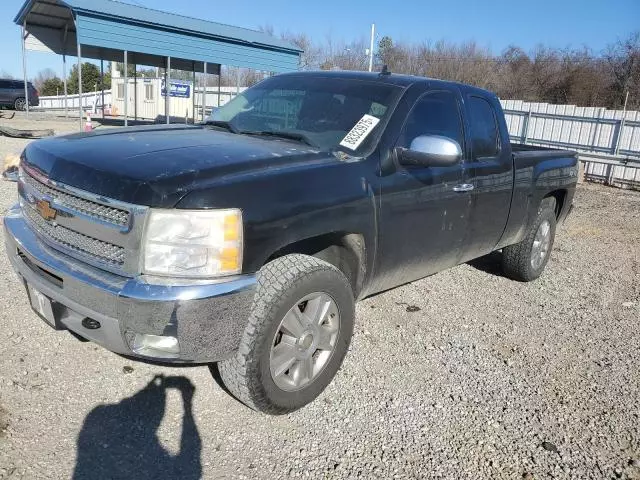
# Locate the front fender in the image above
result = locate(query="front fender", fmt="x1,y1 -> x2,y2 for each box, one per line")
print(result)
176,158 -> 378,277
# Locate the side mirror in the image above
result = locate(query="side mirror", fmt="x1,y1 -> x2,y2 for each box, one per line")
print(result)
397,135 -> 462,167
3,167 -> 18,182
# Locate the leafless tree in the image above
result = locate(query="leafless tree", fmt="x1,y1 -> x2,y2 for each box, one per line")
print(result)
32,68 -> 57,91
604,31 -> 640,109
227,26 -> 640,109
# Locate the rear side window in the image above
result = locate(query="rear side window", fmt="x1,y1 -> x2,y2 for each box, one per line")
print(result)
0,80 -> 11,88
468,96 -> 499,158
397,90 -> 464,149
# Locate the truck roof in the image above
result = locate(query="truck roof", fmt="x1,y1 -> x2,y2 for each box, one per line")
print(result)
276,70 -> 498,99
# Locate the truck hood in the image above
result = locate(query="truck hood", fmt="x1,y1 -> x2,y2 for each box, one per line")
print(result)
22,125 -> 332,207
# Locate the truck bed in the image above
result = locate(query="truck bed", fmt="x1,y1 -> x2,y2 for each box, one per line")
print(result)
511,143 -> 577,160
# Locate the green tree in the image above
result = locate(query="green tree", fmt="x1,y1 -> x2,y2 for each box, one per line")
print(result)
40,77 -> 64,96
377,36 -> 394,67
67,62 -> 109,94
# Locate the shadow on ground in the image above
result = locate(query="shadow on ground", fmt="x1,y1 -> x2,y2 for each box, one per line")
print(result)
73,375 -> 202,480
466,251 -> 505,277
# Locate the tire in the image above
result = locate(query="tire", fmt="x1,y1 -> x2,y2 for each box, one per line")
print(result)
502,197 -> 557,282
218,254 -> 355,414
14,98 -> 26,111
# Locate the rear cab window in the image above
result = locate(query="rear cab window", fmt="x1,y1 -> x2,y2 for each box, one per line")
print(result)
467,96 -> 500,159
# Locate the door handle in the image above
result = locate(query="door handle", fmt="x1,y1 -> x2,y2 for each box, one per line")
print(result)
452,183 -> 474,192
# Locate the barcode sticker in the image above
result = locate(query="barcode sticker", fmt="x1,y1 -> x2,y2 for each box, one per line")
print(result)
339,114 -> 380,151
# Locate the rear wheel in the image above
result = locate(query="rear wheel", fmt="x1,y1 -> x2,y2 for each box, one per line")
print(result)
502,197 -> 557,282
218,254 -> 355,414
14,98 -> 26,111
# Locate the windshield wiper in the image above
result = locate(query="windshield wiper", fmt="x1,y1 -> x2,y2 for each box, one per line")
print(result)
203,120 -> 240,134
241,130 -> 318,148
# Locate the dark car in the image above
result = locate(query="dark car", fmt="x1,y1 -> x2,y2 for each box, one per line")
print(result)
5,71 -> 578,414
0,78 -> 39,110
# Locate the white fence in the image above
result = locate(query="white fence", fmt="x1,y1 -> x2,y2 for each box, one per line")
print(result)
38,90 -> 112,111
501,100 -> 640,189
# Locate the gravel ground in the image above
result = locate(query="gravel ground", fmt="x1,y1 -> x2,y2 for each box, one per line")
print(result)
0,120 -> 639,479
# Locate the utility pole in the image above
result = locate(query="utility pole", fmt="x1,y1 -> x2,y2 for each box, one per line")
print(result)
368,23 -> 375,72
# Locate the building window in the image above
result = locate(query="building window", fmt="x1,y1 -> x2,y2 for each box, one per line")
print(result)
144,84 -> 154,102
116,83 -> 124,100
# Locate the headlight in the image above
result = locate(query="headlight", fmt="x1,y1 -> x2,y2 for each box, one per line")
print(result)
142,209 -> 242,277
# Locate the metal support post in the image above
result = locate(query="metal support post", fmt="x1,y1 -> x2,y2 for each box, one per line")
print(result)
522,110 -> 532,143
134,63 -> 137,121
202,62 -> 207,120
123,50 -> 128,127
62,24 -> 68,118
21,22 -> 30,116
77,43 -> 83,129
192,61 -> 196,124
614,90 -> 629,156
218,70 -> 222,109
100,59 -> 105,119
166,56 -> 171,124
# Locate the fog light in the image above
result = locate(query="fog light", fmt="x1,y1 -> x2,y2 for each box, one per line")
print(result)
132,334 -> 180,359
82,318 -> 101,330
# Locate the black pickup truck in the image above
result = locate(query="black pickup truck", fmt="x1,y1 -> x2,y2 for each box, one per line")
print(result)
4,71 -> 577,413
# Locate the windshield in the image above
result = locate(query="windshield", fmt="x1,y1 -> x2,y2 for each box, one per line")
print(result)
208,75 -> 403,154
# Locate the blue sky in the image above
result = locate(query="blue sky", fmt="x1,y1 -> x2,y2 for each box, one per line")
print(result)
2,0 -> 639,79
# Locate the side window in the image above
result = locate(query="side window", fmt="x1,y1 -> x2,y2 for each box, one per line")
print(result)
397,91 -> 464,149
468,96 -> 500,159
0,80 -> 10,89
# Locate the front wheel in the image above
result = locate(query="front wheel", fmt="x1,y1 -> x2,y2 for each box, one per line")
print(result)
218,254 -> 355,414
502,197 -> 557,282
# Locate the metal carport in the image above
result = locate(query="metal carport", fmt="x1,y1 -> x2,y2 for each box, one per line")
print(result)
14,0 -> 301,127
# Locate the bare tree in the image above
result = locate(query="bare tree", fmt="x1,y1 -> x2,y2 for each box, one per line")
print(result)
604,31 -> 640,109
33,68 -> 57,91
222,26 -> 640,109
281,32 -> 322,70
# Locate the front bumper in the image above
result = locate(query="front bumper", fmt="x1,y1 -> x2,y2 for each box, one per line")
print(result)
4,205 -> 256,363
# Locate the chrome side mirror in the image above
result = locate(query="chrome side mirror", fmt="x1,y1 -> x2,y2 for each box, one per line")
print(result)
2,167 -> 19,182
397,135 -> 462,167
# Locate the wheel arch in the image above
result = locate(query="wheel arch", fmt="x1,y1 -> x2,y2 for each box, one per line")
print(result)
264,232 -> 367,299
543,189 -> 567,219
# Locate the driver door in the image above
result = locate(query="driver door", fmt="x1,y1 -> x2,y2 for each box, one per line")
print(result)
372,89 -> 472,292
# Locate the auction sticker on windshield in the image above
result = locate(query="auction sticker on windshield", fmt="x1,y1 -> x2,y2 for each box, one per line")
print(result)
340,114 -> 380,151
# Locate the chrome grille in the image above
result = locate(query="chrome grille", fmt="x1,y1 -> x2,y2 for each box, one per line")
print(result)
22,171 -> 130,227
23,204 -> 126,266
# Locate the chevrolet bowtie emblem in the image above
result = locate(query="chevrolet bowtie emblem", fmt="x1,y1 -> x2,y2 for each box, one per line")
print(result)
36,199 -> 57,221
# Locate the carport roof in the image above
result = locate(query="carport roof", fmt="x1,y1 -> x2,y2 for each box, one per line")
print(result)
14,0 -> 301,72
15,0 -> 301,52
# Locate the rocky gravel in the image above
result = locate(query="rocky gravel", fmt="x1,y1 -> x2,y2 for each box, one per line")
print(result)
0,121 -> 639,479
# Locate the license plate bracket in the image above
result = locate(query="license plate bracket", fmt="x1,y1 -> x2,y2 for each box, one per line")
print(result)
27,284 -> 59,329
